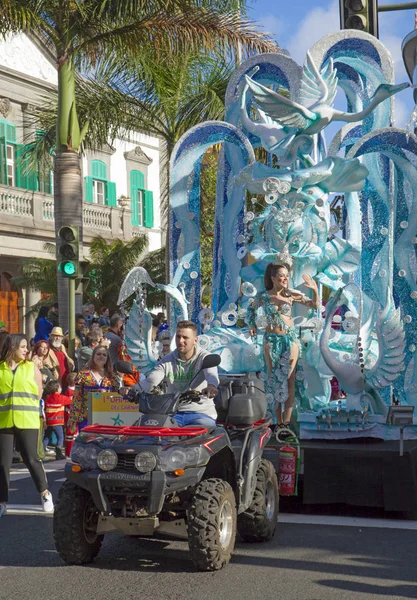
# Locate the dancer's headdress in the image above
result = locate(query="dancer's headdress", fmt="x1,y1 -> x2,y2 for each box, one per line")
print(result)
274,250 -> 293,268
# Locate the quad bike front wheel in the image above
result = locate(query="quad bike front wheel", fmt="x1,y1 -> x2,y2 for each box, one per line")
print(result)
187,478 -> 237,571
237,459 -> 279,542
53,481 -> 103,564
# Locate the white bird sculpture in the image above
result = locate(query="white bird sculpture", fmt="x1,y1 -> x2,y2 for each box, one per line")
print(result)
245,52 -> 409,138
320,287 -> 405,414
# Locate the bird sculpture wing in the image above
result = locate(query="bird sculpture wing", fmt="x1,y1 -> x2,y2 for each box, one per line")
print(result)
156,283 -> 190,321
358,302 -> 376,362
299,52 -> 338,110
366,293 -> 405,388
117,267 -> 156,306
244,75 -> 316,131
124,301 -> 159,371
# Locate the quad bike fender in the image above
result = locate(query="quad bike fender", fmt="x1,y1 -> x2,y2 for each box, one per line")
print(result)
239,429 -> 266,513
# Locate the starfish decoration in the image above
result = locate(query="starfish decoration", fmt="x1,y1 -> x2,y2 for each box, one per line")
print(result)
111,413 -> 124,426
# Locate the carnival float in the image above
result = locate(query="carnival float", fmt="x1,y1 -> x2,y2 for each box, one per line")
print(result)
118,29 -> 417,443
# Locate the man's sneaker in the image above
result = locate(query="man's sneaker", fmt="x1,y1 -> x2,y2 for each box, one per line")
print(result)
0,503 -> 7,517
41,491 -> 54,513
44,448 -> 55,456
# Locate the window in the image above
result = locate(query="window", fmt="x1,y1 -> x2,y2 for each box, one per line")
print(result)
84,159 -> 117,205
6,144 -> 14,187
129,169 -> 153,228
137,189 -> 144,226
93,178 -> 105,204
0,120 -> 37,191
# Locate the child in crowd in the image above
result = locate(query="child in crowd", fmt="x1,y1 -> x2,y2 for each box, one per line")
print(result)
64,373 -> 76,458
43,380 -> 72,460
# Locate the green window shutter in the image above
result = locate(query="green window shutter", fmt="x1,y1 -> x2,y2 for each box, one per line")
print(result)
92,160 -> 107,180
84,176 -> 94,202
0,136 -> 6,185
15,145 -> 38,191
130,170 -> 145,226
15,145 -> 24,189
0,120 -> 16,143
143,190 -> 154,228
106,181 -> 117,206
6,123 -> 16,143
26,171 -> 38,191
44,169 -> 52,194
130,169 -> 145,189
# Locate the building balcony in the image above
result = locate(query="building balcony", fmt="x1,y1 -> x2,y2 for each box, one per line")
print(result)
0,183 -> 135,243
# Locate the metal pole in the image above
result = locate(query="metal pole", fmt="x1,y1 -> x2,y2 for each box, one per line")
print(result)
378,2 -> 417,11
68,277 -> 75,360
400,427 -> 404,457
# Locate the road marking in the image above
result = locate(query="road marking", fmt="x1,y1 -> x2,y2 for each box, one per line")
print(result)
10,461 -> 65,482
279,513 -> 417,530
6,504 -> 53,515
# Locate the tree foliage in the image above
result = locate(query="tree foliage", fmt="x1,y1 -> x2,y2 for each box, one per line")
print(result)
12,234 -> 153,314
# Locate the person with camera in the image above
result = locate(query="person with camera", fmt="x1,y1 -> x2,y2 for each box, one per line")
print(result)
141,320 -> 219,427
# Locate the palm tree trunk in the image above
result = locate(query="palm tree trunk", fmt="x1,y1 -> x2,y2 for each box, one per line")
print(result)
54,56 -> 84,332
54,150 -> 83,331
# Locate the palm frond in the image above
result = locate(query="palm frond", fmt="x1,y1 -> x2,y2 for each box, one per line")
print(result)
75,4 -> 277,65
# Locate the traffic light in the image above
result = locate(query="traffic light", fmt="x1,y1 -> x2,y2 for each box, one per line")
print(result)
58,225 -> 80,278
339,0 -> 378,37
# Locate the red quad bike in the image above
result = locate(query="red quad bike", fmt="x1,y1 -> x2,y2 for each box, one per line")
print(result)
53,355 -> 279,571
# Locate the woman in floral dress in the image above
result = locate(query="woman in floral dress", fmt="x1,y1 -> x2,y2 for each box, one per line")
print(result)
68,346 -> 120,432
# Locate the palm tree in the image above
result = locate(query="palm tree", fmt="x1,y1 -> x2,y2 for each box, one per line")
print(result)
11,234 -> 149,315
30,49 -> 254,306
87,235 -> 148,312
1,0 -> 276,328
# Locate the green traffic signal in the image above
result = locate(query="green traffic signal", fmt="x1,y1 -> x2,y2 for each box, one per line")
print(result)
59,261 -> 77,276
58,225 -> 80,278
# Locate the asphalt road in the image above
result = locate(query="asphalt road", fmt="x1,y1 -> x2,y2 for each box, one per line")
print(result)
1,461 -> 417,600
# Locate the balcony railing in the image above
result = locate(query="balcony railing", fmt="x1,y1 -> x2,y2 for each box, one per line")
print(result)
0,184 -> 132,241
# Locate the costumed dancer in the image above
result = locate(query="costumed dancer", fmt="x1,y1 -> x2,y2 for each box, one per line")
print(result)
248,260 -> 319,429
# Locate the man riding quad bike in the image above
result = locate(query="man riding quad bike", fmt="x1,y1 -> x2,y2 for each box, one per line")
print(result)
53,322 -> 279,571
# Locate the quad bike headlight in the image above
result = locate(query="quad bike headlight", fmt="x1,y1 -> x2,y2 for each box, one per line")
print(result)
159,446 -> 211,472
97,449 -> 118,471
71,442 -> 100,470
135,451 -> 157,473
162,448 -> 187,471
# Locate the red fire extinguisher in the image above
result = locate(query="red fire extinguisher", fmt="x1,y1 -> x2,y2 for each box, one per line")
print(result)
279,445 -> 298,496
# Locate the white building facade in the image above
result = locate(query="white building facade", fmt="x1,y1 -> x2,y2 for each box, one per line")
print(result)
0,33 -> 163,334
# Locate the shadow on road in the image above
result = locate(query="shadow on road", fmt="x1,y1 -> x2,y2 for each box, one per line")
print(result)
0,514 -> 416,595
316,579 -> 417,599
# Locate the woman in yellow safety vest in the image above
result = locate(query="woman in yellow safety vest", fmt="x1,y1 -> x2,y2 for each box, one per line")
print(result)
0,334 -> 54,516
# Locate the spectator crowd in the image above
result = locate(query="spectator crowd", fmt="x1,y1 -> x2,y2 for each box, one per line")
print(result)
0,303 -> 169,462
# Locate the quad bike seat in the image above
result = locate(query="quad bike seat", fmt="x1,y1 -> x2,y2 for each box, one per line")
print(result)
215,376 -> 266,425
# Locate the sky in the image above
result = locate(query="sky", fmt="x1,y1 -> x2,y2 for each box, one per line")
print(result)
247,0 -> 417,127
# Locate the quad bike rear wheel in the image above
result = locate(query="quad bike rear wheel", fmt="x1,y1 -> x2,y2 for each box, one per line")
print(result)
187,478 -> 236,571
237,459 -> 279,542
53,481 -> 103,564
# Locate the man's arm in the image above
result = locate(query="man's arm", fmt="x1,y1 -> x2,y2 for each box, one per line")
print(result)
202,366 -> 219,398
140,363 -> 167,392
